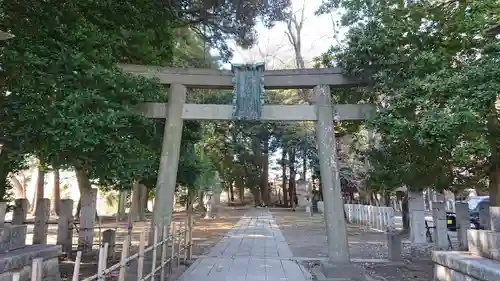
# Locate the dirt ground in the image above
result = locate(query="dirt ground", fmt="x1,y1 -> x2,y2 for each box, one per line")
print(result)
59,206 -> 249,281
272,210 -> 434,281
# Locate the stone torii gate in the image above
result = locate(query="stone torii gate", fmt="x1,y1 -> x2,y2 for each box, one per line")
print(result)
120,63 -> 373,278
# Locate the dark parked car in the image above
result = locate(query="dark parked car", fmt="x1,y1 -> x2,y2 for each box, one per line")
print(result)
468,196 -> 490,229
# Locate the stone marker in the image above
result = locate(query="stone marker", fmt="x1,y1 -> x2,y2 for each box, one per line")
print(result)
467,229 -> 500,261
78,188 -> 97,252
0,225 -> 27,253
490,206 -> 500,231
432,202 -> 448,250
478,203 -> 490,230
33,198 -> 50,245
102,229 -> 116,258
12,199 -> 29,225
386,207 -> 396,232
377,207 -> 384,231
57,199 -> 74,255
0,202 -> 6,227
409,192 -> 427,245
0,244 -> 62,281
455,202 -> 469,250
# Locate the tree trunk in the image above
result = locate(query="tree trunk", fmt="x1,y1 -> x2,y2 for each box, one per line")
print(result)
288,149 -> 296,209
281,150 -> 288,206
229,182 -> 234,203
401,192 -> 410,233
117,190 -> 128,220
236,174 -> 245,203
0,153 -> 9,201
487,107 -> 500,206
384,192 -> 391,207
139,183 -> 148,219
53,169 -> 61,215
261,138 -> 270,205
8,174 -> 24,199
130,182 -> 145,221
187,188 -> 195,213
30,164 -> 46,214
74,165 -> 93,218
302,149 -> 307,180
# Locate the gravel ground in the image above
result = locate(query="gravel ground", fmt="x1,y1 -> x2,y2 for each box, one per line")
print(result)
272,210 -> 434,281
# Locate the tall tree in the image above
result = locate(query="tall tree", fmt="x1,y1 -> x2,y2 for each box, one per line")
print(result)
315,0 -> 500,204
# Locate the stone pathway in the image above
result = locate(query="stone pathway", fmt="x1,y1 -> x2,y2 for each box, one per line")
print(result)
177,209 -> 312,281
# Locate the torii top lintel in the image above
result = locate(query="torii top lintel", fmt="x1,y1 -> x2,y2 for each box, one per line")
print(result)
118,64 -> 367,90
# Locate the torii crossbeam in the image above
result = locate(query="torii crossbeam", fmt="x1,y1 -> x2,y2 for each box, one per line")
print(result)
120,63 -> 374,274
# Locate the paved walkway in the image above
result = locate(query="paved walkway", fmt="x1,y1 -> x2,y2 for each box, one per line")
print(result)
178,209 -> 312,281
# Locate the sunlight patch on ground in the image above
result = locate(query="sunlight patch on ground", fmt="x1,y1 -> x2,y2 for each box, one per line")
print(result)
228,234 -> 268,238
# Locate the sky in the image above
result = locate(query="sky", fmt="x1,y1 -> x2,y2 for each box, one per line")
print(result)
222,0 -> 348,181
222,0 -> 347,69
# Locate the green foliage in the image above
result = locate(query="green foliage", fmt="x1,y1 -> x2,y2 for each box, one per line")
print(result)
316,0 -> 500,194
0,0 -> 207,193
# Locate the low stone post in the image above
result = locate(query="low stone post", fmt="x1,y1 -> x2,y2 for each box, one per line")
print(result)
78,188 -> 98,252
386,232 -> 402,261
57,199 -> 74,255
306,200 -> 313,217
432,202 -> 448,250
102,229 -> 116,258
204,193 -> 213,219
455,202 -> 469,250
33,198 -> 50,244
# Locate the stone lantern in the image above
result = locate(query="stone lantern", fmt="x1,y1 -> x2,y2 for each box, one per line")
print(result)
296,179 -> 313,216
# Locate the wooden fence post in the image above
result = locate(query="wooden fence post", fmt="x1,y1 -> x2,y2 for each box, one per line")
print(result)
185,215 -> 193,261
170,223 -> 176,273
137,232 -> 146,281
12,272 -> 20,281
118,235 -> 130,281
97,243 -> 109,281
160,224 -> 168,281
151,227 -> 158,281
176,222 -> 181,268
73,251 -> 82,281
31,258 -> 43,281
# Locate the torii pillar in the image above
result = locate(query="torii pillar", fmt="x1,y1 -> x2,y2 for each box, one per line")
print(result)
151,84 -> 186,237
314,85 -> 367,280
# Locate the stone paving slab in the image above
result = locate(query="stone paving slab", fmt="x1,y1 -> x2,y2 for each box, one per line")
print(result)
177,209 -> 311,281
